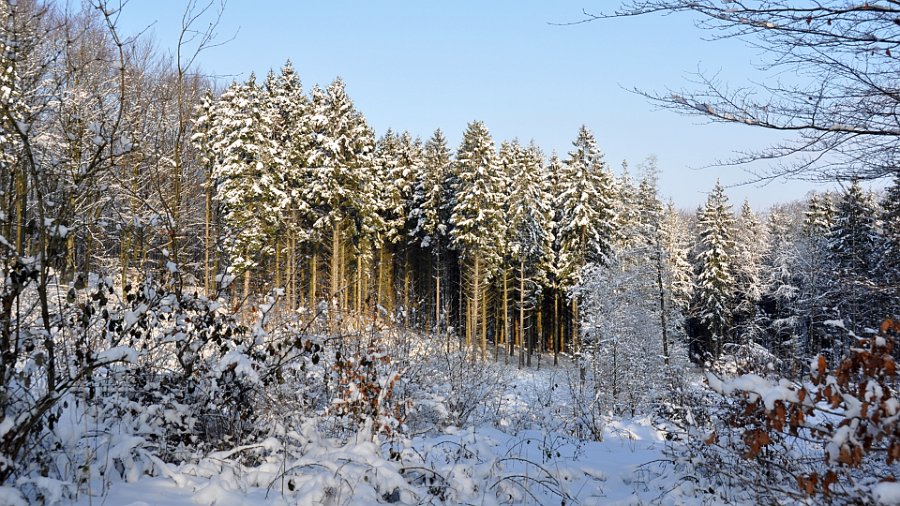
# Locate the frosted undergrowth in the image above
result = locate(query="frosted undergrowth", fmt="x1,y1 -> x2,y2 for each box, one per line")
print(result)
66,416 -> 693,506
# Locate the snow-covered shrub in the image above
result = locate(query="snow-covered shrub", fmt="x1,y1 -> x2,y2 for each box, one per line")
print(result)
326,336 -> 411,437
0,262 -> 311,502
714,341 -> 783,376
678,318 -> 900,504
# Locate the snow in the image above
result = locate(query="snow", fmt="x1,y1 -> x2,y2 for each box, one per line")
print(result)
706,372 -> 800,410
217,349 -> 260,384
95,345 -> 139,364
823,319 -> 846,329
70,417 -> 681,506
875,482 -> 900,505
0,486 -> 27,506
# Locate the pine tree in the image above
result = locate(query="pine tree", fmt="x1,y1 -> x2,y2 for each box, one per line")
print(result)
449,120 -> 504,355
828,180 -> 882,333
660,202 -> 694,315
191,88 -> 218,294
803,192 -> 835,237
502,140 -> 552,366
732,200 -> 768,344
209,76 -> 283,304
795,193 -> 840,358
614,160 -> 642,253
557,125 -> 617,357
762,206 -> 804,371
557,125 -> 617,284
693,181 -> 736,360
410,129 -> 453,337
881,176 -> 900,308
632,160 -> 690,367
265,61 -> 312,308
410,129 -> 452,250
544,152 -> 566,364
306,79 -> 379,320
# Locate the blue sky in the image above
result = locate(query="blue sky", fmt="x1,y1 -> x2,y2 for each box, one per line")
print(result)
114,0 -> 837,210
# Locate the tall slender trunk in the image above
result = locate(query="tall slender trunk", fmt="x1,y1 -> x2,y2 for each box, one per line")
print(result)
243,269 -> 252,321
472,254 -> 480,353
331,224 -> 341,304
572,298 -> 580,355
401,249 -> 408,326
465,294 -> 472,348
536,298 -> 542,369
14,165 -> 26,255
204,173 -> 213,295
435,256 -> 443,337
481,284 -> 488,360
274,235 -> 282,291
83,204 -> 95,285
287,229 -> 295,310
656,242 -> 670,366
518,259 -> 525,367
309,248 -> 318,309
553,289 -> 559,366
501,267 -> 509,362
377,246 -> 388,315
120,226 -> 130,290
356,252 -> 364,316
339,236 -> 348,315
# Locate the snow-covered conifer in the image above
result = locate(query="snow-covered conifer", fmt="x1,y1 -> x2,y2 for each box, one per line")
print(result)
209,76 -> 283,300
556,125 -> 617,286
449,120 -> 504,353
732,200 -> 769,343
828,180 -> 882,330
693,181 -> 736,359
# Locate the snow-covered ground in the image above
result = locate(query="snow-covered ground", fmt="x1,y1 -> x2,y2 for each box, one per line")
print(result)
66,421 -> 680,506
60,362 -> 695,506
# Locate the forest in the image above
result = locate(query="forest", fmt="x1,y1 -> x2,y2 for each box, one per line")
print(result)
2,0 -> 900,504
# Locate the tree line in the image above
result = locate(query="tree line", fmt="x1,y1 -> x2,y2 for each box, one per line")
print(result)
2,0 -> 898,381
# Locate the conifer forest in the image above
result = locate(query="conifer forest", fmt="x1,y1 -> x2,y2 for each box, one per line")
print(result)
1,1 -> 900,504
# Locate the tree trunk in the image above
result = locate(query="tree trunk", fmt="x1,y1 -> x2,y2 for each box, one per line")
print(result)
472,254 -> 480,354
274,235 -> 282,292
553,289 -> 559,366
14,165 -> 26,256
518,259 -> 525,367
656,241 -> 670,366
481,283 -> 488,360
243,269 -> 251,322
403,248 -> 411,327
310,248 -> 318,309
204,171 -> 214,295
502,267 -> 509,362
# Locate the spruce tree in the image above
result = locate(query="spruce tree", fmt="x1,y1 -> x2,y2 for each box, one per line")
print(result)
693,181 -> 736,360
881,176 -> 900,308
191,88 -> 218,294
209,76 -> 282,303
796,193 -> 840,358
502,140 -> 552,366
732,200 -> 768,344
265,61 -> 311,306
828,180 -> 882,333
449,120 -> 504,355
557,125 -> 617,283
306,79 -> 379,318
557,125 -> 617,356
410,129 -> 453,337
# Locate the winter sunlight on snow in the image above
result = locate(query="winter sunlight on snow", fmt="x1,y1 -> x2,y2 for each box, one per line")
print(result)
1,1 -> 899,505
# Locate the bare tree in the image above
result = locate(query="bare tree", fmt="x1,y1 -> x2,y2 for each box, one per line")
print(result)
578,1 -> 900,182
